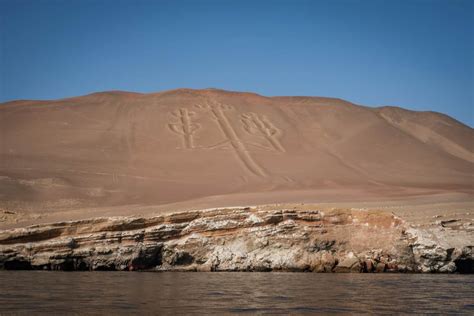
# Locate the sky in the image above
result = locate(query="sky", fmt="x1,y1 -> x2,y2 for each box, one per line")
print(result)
1,0 -> 473,126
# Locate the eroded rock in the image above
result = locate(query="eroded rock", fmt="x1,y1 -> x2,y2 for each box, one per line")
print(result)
0,207 -> 472,272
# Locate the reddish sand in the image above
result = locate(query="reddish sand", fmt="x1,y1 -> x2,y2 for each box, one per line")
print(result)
0,88 -> 472,228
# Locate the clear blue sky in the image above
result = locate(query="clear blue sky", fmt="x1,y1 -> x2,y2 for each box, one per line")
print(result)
1,0 -> 473,126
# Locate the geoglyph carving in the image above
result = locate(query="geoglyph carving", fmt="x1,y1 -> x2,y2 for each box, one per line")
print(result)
241,112 -> 285,152
168,108 -> 200,149
168,100 -> 286,178
195,100 -> 267,177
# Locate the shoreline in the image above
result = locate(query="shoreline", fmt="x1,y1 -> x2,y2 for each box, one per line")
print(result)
1,206 -> 472,273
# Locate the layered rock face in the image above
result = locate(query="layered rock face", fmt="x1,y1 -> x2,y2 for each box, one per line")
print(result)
0,207 -> 472,273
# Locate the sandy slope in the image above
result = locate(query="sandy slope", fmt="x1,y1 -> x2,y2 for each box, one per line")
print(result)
0,88 -> 472,227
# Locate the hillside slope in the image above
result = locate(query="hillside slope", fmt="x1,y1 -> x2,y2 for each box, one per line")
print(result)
0,89 -> 472,220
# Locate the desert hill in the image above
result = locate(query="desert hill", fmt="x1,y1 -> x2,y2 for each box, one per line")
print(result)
0,88 -> 472,224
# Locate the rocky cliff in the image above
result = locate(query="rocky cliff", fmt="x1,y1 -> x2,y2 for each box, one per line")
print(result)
0,207 -> 472,273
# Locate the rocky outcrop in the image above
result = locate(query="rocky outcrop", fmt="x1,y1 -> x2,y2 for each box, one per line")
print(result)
407,226 -> 473,273
0,207 -> 472,272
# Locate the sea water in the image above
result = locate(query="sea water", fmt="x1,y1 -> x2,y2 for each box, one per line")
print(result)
0,272 -> 473,314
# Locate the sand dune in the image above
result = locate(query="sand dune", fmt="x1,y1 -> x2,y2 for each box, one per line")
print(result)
0,88 -> 472,225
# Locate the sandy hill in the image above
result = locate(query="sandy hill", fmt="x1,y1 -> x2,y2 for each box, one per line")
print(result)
0,88 -> 473,224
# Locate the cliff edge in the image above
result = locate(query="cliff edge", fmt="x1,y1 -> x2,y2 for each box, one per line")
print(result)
1,206 -> 472,273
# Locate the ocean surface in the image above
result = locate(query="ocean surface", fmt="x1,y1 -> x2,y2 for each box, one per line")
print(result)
0,272 -> 473,314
